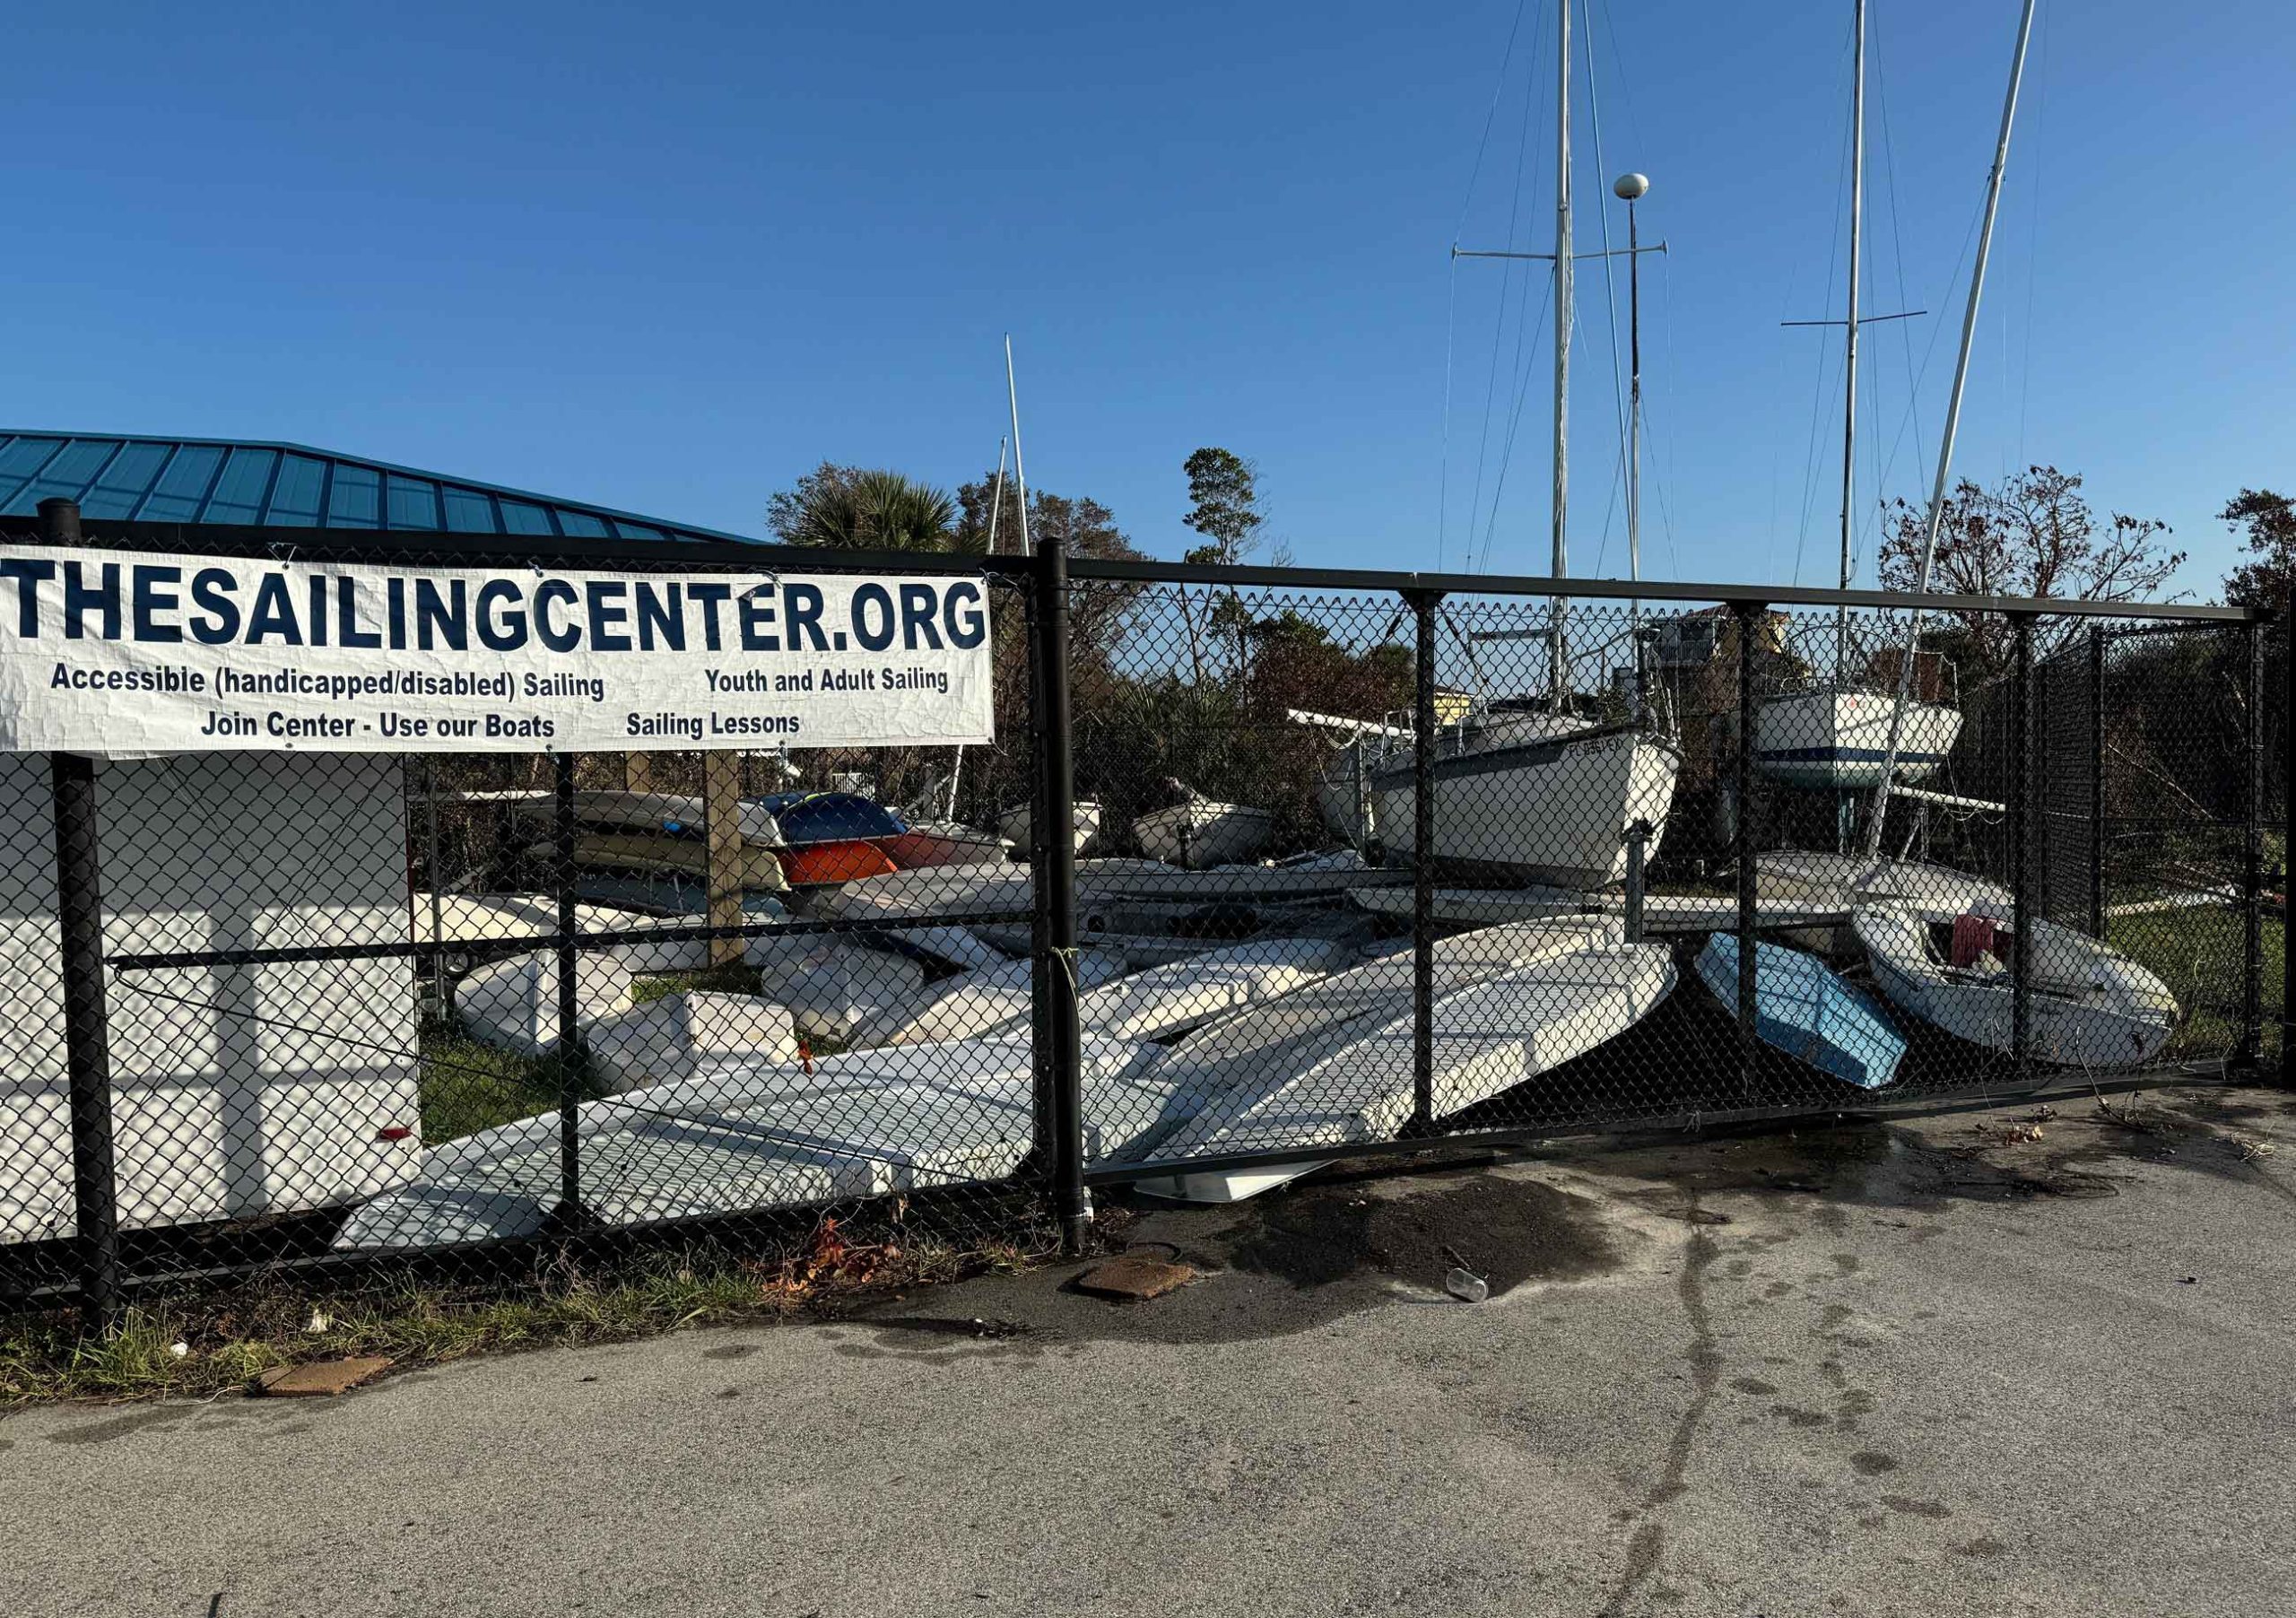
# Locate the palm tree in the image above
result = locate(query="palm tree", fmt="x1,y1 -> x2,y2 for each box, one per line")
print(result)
771,465 -> 963,552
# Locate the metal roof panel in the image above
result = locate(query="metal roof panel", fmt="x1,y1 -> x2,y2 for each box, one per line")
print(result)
0,431 -> 761,544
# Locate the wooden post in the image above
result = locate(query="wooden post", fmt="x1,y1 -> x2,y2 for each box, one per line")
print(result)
623,752 -> 653,793
704,752 -> 744,966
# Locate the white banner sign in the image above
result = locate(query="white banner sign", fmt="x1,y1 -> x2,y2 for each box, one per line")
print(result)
0,545 -> 996,753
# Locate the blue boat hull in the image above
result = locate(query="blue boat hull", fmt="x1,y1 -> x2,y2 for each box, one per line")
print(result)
1694,933 -> 1906,1091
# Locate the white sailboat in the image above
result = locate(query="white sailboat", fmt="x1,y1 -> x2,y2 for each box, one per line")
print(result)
1361,709 -> 1680,890
1756,0 -> 1961,800
1830,1 -> 2175,1069
1325,3 -> 1681,892
1753,683 -> 1962,790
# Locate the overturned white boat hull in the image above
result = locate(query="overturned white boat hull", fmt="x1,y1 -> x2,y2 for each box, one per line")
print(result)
1129,942 -> 1676,1197
457,787 -> 784,846
337,1036 -> 1168,1250
1853,903 -> 2178,1069
1059,936 -> 1355,1042
1134,800 -> 1276,869
1105,918 -> 1625,1192
1755,851 -> 2010,917
849,952 -> 1126,1048
998,799 -> 1104,856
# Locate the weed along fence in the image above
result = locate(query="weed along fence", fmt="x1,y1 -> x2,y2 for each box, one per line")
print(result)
0,497 -> 2284,1316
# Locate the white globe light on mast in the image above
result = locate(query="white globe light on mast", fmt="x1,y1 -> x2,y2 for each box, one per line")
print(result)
1613,173 -> 1653,713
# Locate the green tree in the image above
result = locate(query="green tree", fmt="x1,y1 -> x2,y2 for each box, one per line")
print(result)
2220,488 -> 2296,608
1180,447 -> 1267,567
1178,448 -> 1268,683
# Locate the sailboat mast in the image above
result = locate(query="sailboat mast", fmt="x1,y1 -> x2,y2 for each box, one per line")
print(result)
1859,0 -> 2040,857
1837,0 -> 1866,672
985,435 -> 1008,554
1548,0 -> 1573,699
1004,335 -> 1032,557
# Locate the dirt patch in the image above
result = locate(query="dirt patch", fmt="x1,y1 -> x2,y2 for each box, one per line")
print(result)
831,1166 -> 1627,1348
1222,1172 -> 1618,1300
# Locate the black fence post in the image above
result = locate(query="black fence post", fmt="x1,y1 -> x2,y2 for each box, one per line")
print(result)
2088,624 -> 2107,939
552,750 -> 585,1223
2239,618 -> 2265,1072
2283,609 -> 2293,1086
1732,601 -> 1762,1092
1409,589 -> 1440,1130
1623,819 -> 1650,944
41,498 -> 122,1323
2011,613 -> 2035,1076
1031,540 -> 1088,1255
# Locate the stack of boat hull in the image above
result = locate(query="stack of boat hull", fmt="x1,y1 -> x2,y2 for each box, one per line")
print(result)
335,1037 -> 1164,1249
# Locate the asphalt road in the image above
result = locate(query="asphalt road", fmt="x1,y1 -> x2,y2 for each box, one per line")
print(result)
5,1083 -> 2293,1618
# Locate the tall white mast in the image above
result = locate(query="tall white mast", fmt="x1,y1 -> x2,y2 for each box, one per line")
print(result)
1837,0 -> 1866,672
1860,0 -> 2040,857
985,435 -> 1008,554
1548,0 -> 1573,699
1004,335 -> 1032,557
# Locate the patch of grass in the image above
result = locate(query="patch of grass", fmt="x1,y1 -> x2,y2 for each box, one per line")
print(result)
417,1030 -> 571,1144
1,1227 -> 1049,1409
631,961 -> 762,1005
2108,902 -> 2283,1057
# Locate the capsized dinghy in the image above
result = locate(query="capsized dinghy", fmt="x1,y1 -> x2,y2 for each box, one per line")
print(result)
1132,783 -> 1274,869
456,787 -> 782,846
1756,850 -> 2009,916
1054,936 -> 1356,1042
335,1036 -> 1161,1249
1126,940 -> 1676,1200
1108,917 -> 1622,1196
1693,933 -> 1905,1090
1853,902 -> 2177,1068
999,798 -> 1105,856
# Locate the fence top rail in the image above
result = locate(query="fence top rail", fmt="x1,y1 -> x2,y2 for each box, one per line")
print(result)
0,515 -> 2266,623
1061,556 -> 2268,622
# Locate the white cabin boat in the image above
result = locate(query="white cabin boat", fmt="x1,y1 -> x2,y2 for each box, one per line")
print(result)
1754,686 -> 1963,788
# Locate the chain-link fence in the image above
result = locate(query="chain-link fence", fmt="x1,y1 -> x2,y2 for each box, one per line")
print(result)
1,509 -> 2283,1315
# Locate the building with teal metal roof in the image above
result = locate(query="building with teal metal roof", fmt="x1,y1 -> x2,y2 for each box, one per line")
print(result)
0,432 -> 756,544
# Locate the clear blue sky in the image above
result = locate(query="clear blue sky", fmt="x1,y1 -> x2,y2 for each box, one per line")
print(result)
8,1 -> 2290,598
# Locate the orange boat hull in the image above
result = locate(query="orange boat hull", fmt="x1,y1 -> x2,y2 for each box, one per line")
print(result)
778,840 -> 898,886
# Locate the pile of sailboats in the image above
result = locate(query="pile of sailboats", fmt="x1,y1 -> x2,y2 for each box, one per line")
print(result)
338,0 -> 2194,1253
